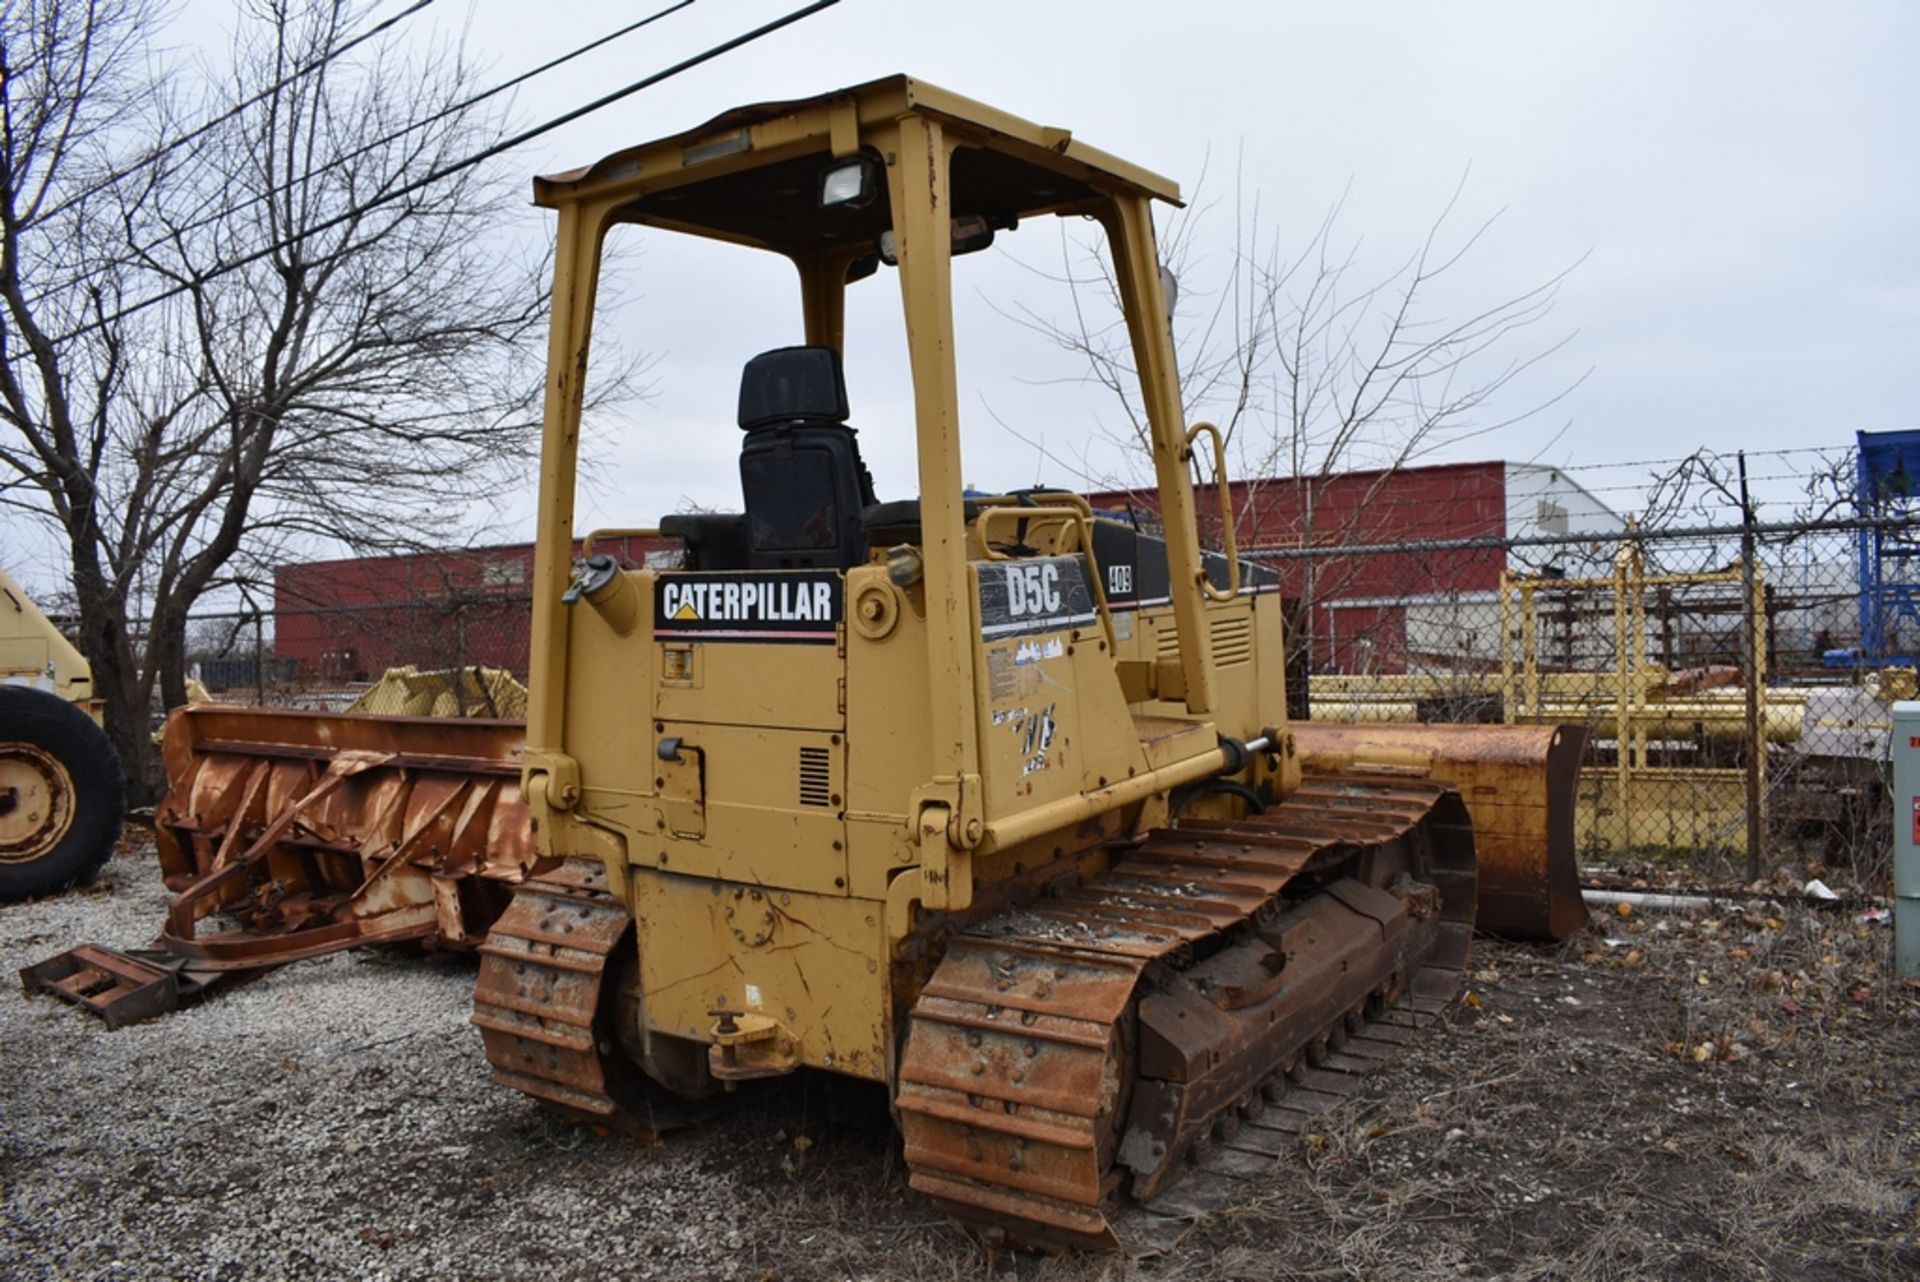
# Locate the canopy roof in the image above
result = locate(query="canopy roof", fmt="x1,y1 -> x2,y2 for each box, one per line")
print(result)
533,75 -> 1181,257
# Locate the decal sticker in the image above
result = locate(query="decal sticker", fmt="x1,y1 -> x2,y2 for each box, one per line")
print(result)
654,572 -> 841,643
1013,638 -> 1066,665
977,556 -> 1098,639
997,702 -> 1059,776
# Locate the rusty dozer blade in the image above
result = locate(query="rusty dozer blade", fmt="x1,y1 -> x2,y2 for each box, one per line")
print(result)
21,704 -> 546,1028
1293,721 -> 1589,942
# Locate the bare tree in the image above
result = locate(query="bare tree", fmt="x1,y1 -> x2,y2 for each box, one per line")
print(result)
125,0 -> 559,708
1,0 -> 610,796
1,0 -> 162,790
1638,445 -> 1856,533
996,162 -> 1585,674
1637,450 -> 1752,531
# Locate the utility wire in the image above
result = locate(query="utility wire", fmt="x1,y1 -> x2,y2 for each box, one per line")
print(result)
50,0 -> 842,345
31,0 -> 699,306
33,0 -> 437,227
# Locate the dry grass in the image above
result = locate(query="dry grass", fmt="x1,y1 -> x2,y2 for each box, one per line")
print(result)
726,898 -> 1919,1282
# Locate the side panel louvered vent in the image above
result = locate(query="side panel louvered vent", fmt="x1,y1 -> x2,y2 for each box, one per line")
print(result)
798,746 -> 832,807
1210,615 -> 1254,667
1155,625 -> 1181,663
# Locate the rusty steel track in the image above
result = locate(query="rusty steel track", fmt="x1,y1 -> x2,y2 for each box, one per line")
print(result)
472,859 -> 632,1119
472,859 -> 717,1135
895,776 -> 1475,1253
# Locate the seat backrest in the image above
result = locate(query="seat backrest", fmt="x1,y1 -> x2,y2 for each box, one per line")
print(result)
658,512 -> 748,570
737,347 -> 875,570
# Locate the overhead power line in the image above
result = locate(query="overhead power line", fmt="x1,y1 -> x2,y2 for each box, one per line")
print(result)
34,0 -> 437,227
51,0 -> 842,345
32,0 -> 699,305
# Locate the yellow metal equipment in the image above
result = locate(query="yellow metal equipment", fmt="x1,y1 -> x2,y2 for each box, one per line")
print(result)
1302,536 -> 1786,858
19,75 -> 1588,1246
1309,669 -> 1803,748
0,566 -> 123,899
467,77 -> 1583,1250
344,665 -> 530,719
1501,539 -> 1768,853
1290,720 -> 1588,942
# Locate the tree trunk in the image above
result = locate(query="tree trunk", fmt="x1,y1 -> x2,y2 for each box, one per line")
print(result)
68,549 -> 156,806
152,603 -> 191,718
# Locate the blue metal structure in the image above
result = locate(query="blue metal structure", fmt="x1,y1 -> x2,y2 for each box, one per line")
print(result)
1844,429 -> 1920,667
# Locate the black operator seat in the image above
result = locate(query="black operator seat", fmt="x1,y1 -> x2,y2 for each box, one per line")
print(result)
657,509 -> 748,570
736,345 -> 877,570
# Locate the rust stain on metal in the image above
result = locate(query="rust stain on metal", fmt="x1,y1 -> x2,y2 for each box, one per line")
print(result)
1292,720 -> 1589,942
21,705 -> 546,1028
895,776 -> 1477,1252
472,859 -> 629,1115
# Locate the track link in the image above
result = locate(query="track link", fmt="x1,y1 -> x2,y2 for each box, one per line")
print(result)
896,775 -> 1476,1253
472,859 -> 631,1118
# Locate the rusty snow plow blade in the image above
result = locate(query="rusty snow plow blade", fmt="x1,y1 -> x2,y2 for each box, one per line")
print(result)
21,705 -> 545,1028
1293,721 -> 1589,942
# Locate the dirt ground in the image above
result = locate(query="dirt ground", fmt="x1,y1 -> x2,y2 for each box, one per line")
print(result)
4,836 -> 1917,1281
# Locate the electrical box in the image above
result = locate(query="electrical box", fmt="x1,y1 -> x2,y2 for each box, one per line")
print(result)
1889,701 -> 1920,977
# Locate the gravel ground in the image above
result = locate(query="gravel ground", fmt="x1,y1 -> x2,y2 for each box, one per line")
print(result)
4,835 -> 1917,1281
1,835 -> 817,1282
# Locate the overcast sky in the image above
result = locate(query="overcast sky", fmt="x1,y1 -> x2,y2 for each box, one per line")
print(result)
8,1 -> 1916,592
414,0 -> 1918,538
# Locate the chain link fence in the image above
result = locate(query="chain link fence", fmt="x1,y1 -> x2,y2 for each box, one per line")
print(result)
175,513 -> 1906,887
183,593 -> 535,717
1253,514 -> 1902,889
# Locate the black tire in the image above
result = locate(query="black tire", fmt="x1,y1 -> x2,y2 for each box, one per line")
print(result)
0,684 -> 125,900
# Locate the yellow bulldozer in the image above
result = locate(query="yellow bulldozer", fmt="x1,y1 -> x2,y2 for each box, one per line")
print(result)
26,78 -> 1588,1250
469,77 -> 1584,1249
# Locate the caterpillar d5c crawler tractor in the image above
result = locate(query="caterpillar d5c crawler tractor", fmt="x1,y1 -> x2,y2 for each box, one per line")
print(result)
468,77 -> 1581,1251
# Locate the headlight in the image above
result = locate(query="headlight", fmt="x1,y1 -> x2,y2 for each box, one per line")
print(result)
819,158 -> 876,208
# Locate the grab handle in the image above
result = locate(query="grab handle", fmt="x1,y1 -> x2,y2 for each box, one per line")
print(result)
1185,421 -> 1240,603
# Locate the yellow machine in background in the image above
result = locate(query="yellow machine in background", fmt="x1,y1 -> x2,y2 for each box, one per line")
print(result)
466,78 -> 1580,1250
1502,540 -> 1769,853
344,664 -> 530,720
0,566 -> 124,899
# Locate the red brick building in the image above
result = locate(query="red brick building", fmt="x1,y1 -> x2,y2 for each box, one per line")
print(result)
274,536 -> 672,681
274,462 -> 1620,680
1088,460 -> 1623,672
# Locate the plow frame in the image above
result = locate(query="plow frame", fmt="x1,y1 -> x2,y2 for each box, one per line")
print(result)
22,705 -> 545,1028
153,705 -> 545,966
